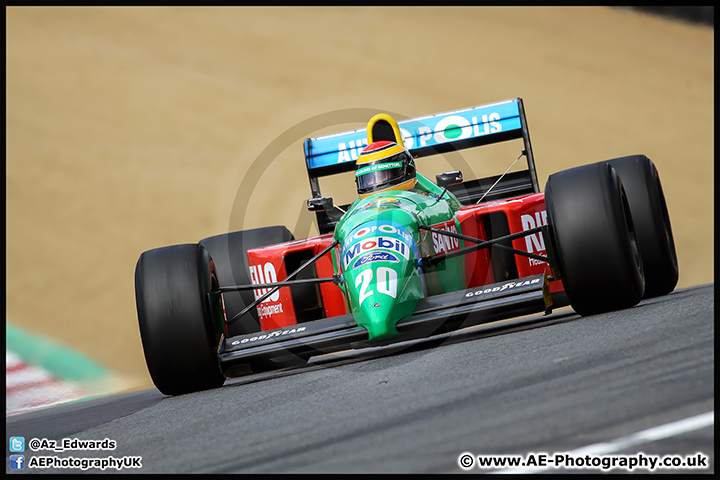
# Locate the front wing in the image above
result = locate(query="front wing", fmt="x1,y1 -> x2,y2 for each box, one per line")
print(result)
217,273 -> 559,374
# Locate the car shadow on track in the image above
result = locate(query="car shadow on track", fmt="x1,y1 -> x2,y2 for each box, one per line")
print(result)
222,307 -> 582,387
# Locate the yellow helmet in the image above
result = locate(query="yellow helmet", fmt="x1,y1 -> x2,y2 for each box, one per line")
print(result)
355,141 -> 417,199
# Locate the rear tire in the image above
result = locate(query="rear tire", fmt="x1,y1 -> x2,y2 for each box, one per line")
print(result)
544,162 -> 644,316
135,243 -> 225,395
603,155 -> 678,298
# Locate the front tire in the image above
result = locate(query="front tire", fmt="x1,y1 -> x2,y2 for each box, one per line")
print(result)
545,162 -> 644,316
135,243 -> 225,395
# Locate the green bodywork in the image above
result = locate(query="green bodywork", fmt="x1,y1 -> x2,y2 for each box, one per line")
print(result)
333,174 -> 466,341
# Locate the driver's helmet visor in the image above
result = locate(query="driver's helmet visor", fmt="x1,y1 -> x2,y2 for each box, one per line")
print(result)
355,155 -> 407,191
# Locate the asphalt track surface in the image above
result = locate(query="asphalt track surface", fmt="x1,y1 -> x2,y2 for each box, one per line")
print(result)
7,284 -> 713,474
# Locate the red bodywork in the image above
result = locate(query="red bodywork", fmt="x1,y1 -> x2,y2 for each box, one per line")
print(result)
247,192 -> 562,330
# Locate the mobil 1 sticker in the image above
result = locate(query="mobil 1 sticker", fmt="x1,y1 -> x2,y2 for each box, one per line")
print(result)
342,221 -> 417,269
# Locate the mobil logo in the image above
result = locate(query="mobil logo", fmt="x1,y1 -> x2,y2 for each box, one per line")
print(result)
343,236 -> 410,269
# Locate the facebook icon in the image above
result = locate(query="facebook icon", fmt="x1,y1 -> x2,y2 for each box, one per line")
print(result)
10,454 -> 25,470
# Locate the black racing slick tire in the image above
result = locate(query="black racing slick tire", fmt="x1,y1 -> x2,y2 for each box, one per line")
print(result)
604,155 -> 678,298
199,226 -> 294,337
544,162 -> 644,316
135,243 -> 225,396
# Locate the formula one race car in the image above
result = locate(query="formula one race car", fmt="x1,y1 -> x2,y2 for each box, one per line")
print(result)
135,98 -> 678,395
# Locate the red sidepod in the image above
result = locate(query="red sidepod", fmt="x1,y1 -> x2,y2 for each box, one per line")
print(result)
246,234 -> 347,330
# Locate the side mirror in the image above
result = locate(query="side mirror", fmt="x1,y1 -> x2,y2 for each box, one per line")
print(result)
307,196 -> 334,212
436,171 -> 463,188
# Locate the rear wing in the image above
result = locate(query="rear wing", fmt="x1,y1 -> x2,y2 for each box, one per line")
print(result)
304,97 -> 540,233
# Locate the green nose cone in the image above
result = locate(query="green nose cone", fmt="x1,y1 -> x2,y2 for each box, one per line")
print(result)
349,263 -> 423,342
356,294 -> 399,340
